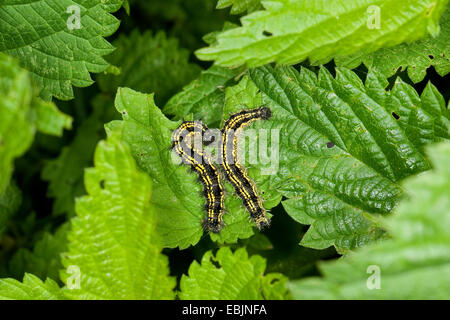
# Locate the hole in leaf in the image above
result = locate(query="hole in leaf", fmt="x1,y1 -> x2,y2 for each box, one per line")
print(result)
326,142 -> 335,148
99,180 -> 105,189
428,54 -> 434,59
210,257 -> 221,269
262,30 -> 273,37
392,112 -> 400,120
270,278 -> 280,285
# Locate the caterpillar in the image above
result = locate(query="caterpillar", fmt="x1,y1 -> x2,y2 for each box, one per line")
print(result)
172,121 -> 225,233
221,107 -> 272,230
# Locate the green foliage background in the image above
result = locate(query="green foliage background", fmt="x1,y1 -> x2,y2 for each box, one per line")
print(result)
0,0 -> 449,300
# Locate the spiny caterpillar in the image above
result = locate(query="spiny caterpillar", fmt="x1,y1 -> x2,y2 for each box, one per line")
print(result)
221,107 -> 272,230
171,107 -> 272,233
172,121 -> 225,233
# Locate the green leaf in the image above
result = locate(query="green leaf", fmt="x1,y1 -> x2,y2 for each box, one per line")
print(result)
97,30 -> 201,106
0,274 -> 65,300
61,127 -> 175,299
335,7 -> 450,83
0,53 -> 72,195
0,52 -> 72,195
202,22 -> 241,52
0,0 -> 123,101
239,233 -> 273,251
196,0 -> 448,67
265,246 -> 338,280
115,88 -> 262,249
128,0 -> 229,51
289,142 -> 450,299
9,224 -> 69,282
33,99 -> 73,136
42,94 -> 116,217
159,64 -> 448,252
0,182 -> 22,237
114,88 -> 203,249
221,65 -> 447,252
420,82 -> 450,140
179,247 -> 289,299
163,65 -> 241,127
0,55 -> 36,194
122,0 -> 130,15
221,74 -> 264,125
216,0 -> 262,14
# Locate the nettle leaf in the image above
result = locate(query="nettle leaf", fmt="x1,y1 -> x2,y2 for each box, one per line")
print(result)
0,53 -> 71,195
97,30 -> 201,106
33,100 -> 73,136
179,247 -> 289,299
0,182 -> 21,237
128,0 -> 229,51
115,88 -> 273,249
289,142 -> 450,299
238,232 -> 273,251
336,7 -> 450,83
9,223 -> 69,282
61,128 -> 175,299
163,65 -> 241,127
0,56 -> 36,195
0,0 -> 123,101
217,65 -> 447,253
42,94 -> 117,217
265,246 -> 338,280
0,274 -> 65,300
196,0 -> 448,67
216,0 -> 262,14
221,74 -> 265,125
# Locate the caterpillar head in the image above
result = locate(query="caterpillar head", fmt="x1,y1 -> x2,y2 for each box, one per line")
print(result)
259,106 -> 272,120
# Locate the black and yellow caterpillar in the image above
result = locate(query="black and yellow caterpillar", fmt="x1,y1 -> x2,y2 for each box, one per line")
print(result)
221,107 -> 272,230
172,107 -> 272,233
172,121 -> 225,233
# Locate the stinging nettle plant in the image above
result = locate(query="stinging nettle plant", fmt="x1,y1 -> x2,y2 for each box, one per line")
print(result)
0,0 -> 448,300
